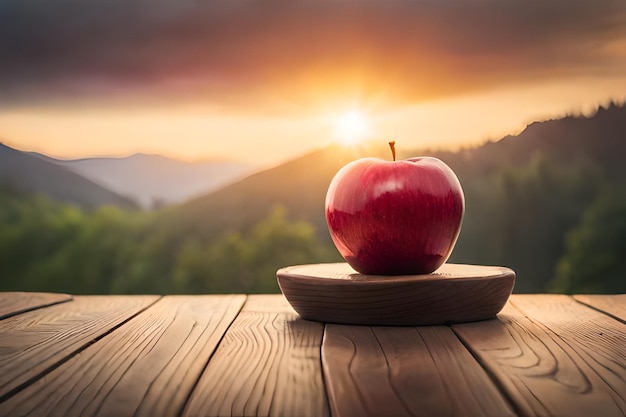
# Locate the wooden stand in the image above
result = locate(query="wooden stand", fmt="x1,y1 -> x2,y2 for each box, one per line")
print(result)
277,263 -> 515,326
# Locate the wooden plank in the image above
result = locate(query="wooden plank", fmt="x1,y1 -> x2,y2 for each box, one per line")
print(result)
0,295 -> 158,401
574,294 -> 626,323
452,296 -> 625,417
183,294 -> 329,417
322,324 -> 516,417
0,292 -> 72,320
512,295 -> 626,415
0,295 -> 246,417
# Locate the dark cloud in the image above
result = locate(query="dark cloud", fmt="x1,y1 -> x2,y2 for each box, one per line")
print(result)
1,0 -> 625,110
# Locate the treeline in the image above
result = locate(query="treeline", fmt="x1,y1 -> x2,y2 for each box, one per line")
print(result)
1,150 -> 625,295
0,188 -> 337,294
449,152 -> 625,293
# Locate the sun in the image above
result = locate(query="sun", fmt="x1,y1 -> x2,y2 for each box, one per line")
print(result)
333,109 -> 371,146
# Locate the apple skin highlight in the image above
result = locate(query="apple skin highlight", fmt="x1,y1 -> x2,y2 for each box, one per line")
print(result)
325,156 -> 465,275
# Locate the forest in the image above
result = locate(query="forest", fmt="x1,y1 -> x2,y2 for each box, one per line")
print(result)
0,189 -> 336,294
1,105 -> 625,295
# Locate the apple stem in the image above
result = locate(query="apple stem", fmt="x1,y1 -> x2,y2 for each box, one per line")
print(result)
389,141 -> 396,161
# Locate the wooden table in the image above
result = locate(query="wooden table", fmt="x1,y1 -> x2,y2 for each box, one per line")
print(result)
0,292 -> 624,417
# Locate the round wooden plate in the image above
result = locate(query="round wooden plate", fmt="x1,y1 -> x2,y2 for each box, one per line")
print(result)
276,263 -> 515,326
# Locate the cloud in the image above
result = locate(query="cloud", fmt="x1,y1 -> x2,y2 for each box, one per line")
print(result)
1,0 -> 625,111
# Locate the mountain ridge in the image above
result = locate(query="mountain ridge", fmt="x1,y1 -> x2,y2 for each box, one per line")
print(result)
0,143 -> 138,210
171,103 -> 626,232
1,104 -> 624,295
158,103 -> 625,292
27,150 -> 254,208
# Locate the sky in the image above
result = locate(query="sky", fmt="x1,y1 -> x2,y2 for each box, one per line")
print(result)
1,0 -> 625,166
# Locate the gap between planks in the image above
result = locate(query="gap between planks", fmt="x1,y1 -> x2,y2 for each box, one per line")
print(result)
2,293 -> 622,417
182,294 -> 330,417
321,320 -> 516,417
573,294 -> 626,324
0,292 -> 73,320
0,295 -> 162,403
0,295 -> 247,417
453,294 -> 626,417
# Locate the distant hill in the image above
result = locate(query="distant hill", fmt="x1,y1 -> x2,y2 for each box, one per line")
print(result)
168,144 -> 373,238
30,152 -> 254,209
423,102 -> 626,182
172,103 -> 626,234
166,103 -> 626,292
2,104 -> 624,295
0,143 -> 138,210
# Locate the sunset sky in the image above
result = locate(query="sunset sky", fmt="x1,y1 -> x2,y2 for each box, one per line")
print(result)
1,0 -> 625,166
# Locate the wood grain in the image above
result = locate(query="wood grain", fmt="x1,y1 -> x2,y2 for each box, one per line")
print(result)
0,295 -> 158,401
0,292 -> 72,320
511,295 -> 626,415
277,263 -> 515,325
452,297 -> 626,417
0,295 -> 246,417
0,292 -> 622,417
322,324 -> 515,417
183,294 -> 329,417
574,294 -> 626,323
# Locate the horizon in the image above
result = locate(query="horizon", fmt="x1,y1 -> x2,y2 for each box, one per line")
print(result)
1,143 -> 253,166
1,0 -> 625,166
3,101 -> 623,168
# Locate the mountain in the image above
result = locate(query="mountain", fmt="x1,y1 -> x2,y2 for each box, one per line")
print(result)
424,102 -> 626,182
172,103 -> 626,234
31,153 -> 254,209
166,103 -> 626,292
167,144 -> 371,238
2,104 -> 624,295
0,143 -> 138,210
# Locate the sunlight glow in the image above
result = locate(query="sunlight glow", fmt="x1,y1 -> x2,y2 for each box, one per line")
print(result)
333,109 -> 371,146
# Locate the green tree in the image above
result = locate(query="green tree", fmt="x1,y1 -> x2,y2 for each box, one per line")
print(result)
244,206 -> 337,292
452,152 -> 602,292
551,187 -> 626,293
171,206 -> 337,294
0,189 -> 152,293
0,192 -> 85,291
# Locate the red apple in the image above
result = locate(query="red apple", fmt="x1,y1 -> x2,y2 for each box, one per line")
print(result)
325,142 -> 464,275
